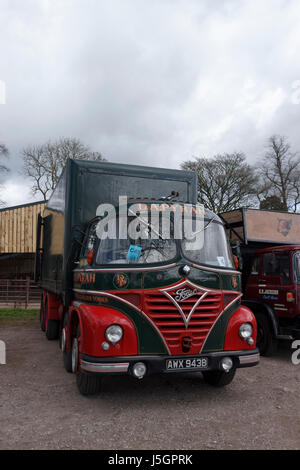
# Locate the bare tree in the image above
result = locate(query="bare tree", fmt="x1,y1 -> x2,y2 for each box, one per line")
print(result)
256,135 -> 300,213
22,137 -> 107,200
182,152 -> 257,213
0,143 -> 9,206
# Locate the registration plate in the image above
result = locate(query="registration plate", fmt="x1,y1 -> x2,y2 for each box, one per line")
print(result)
166,357 -> 209,371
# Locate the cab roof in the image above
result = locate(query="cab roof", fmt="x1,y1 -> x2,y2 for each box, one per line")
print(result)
255,245 -> 300,255
123,200 -> 222,223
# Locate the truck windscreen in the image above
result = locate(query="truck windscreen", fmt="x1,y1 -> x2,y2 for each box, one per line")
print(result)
95,215 -> 234,269
96,216 -> 177,265
181,220 -> 234,269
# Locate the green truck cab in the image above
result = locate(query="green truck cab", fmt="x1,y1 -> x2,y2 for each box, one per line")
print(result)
36,159 -> 259,395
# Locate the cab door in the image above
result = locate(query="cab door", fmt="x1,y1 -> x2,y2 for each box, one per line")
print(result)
245,254 -> 262,301
259,251 -> 292,318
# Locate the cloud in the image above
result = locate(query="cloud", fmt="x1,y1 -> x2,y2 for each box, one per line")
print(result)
1,177 -> 42,207
0,0 -> 300,207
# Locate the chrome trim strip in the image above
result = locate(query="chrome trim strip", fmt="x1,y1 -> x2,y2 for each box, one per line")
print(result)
239,353 -> 260,364
199,294 -> 243,353
73,263 -> 177,273
192,263 -> 240,275
155,278 -> 240,295
80,360 -> 129,373
73,289 -> 171,355
160,278 -> 213,293
74,263 -> 240,275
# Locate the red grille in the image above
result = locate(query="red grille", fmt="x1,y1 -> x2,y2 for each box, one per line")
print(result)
144,288 -> 223,355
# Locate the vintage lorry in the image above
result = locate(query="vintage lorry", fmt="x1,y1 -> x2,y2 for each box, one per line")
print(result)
35,159 -> 259,395
220,208 -> 300,356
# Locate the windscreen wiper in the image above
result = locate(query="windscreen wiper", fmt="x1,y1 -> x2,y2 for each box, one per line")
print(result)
183,215 -> 218,240
128,208 -> 165,240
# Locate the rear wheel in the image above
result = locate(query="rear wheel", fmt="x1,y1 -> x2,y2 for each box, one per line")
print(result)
45,300 -> 59,340
40,296 -> 46,332
72,325 -> 102,396
202,367 -> 236,387
255,312 -> 277,357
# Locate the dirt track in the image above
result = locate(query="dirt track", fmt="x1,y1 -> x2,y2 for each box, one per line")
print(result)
0,319 -> 299,450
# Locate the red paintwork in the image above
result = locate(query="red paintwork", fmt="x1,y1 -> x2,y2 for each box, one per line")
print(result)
108,284 -> 250,356
141,285 -> 223,355
42,283 -> 257,357
43,291 -> 61,321
245,246 -> 300,319
224,306 -> 257,351
69,304 -> 138,357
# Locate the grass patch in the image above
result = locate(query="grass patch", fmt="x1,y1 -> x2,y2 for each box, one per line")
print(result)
0,308 -> 39,320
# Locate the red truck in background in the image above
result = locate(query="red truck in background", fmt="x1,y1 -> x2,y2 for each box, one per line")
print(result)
221,208 -> 300,356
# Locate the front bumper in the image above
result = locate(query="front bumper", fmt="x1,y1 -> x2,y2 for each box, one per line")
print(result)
80,349 -> 260,376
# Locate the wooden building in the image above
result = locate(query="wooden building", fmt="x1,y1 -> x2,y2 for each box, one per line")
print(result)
0,201 -> 46,278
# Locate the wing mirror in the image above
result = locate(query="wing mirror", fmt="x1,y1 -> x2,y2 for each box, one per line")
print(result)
87,249 -> 94,265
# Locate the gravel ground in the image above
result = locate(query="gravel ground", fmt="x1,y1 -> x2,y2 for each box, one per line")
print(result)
0,319 -> 299,450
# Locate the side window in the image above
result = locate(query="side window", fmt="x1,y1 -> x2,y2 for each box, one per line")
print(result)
83,223 -> 98,258
250,256 -> 260,275
263,253 -> 277,276
263,252 -> 290,284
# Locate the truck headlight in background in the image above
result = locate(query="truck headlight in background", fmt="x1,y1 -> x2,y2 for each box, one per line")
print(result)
105,325 -> 123,344
239,323 -> 253,340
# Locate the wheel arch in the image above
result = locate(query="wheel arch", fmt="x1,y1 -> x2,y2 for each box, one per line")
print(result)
242,300 -> 279,336
66,307 -> 84,350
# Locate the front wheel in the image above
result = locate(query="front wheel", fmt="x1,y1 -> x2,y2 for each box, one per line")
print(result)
62,314 -> 73,373
45,300 -> 59,341
40,296 -> 46,332
255,312 -> 277,357
72,325 -> 102,396
202,367 -> 236,387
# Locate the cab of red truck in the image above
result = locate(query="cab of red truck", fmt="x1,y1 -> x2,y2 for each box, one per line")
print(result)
221,208 -> 300,356
245,245 -> 300,353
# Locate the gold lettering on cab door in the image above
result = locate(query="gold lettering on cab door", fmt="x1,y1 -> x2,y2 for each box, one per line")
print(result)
74,272 -> 96,284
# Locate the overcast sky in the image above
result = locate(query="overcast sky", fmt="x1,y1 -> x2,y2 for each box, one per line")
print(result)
1,0 -> 300,206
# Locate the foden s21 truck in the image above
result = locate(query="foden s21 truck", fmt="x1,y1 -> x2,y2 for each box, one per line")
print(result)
35,159 -> 259,395
221,208 -> 300,356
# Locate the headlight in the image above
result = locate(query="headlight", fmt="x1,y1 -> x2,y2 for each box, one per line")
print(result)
220,357 -> 233,372
105,324 -> 123,344
239,323 -> 253,340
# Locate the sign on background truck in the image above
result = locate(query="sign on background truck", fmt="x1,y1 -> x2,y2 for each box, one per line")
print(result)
35,159 -> 259,396
221,208 -> 300,356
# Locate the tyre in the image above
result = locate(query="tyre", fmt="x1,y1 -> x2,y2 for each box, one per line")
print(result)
62,315 -> 73,373
76,372 -> 103,396
202,367 -> 236,387
40,296 -> 46,332
72,325 -> 102,396
45,301 -> 59,340
255,312 -> 277,357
